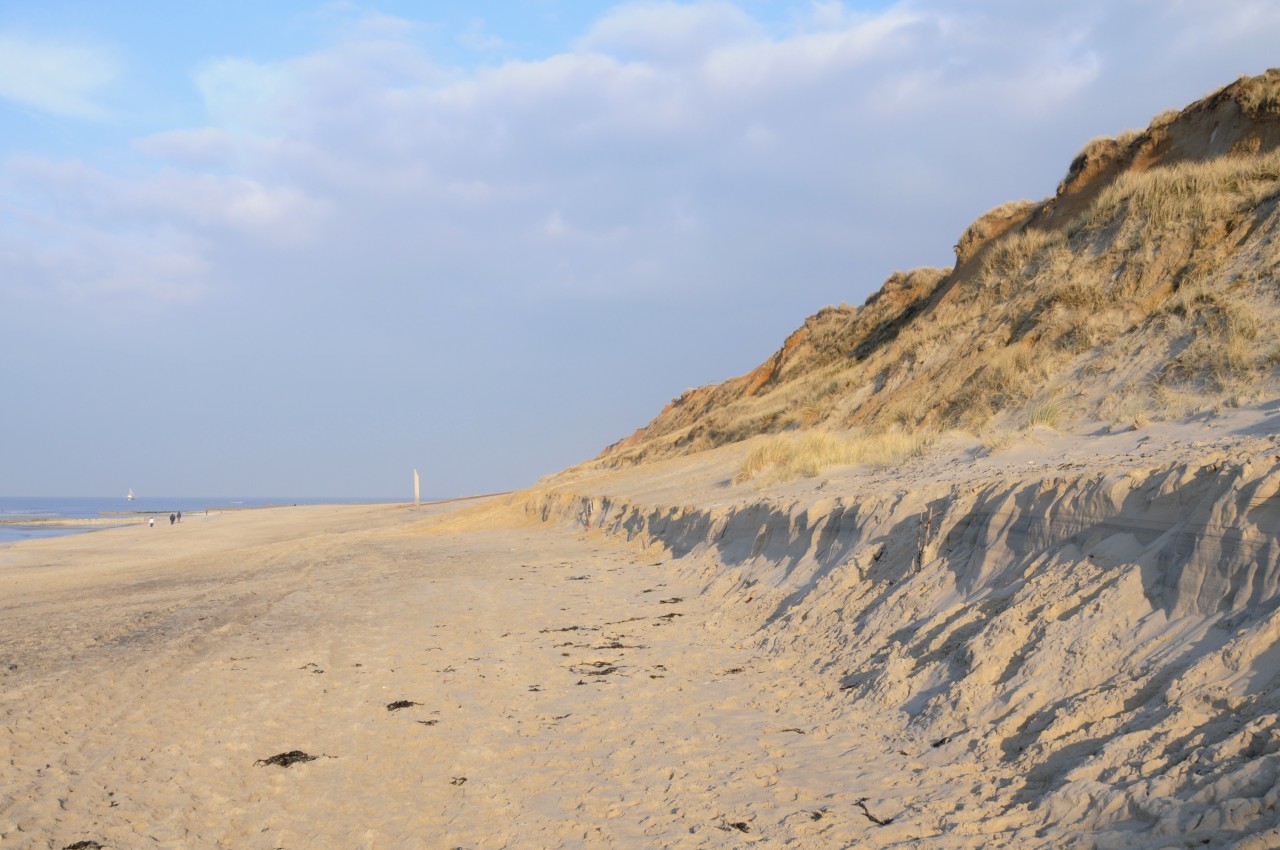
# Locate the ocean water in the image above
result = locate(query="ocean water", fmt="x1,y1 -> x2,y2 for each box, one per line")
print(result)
0,496 -> 398,545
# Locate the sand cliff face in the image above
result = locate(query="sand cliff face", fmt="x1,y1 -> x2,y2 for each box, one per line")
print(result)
531,68 -> 1280,847
592,69 -> 1280,469
530,417 -> 1280,845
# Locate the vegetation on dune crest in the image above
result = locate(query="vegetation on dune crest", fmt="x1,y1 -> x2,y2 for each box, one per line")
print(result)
591,69 -> 1280,477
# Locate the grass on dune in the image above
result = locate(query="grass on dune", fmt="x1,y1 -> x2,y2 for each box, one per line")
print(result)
734,428 -> 931,483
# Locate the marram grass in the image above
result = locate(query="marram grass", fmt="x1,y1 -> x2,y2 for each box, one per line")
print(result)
735,429 -> 931,483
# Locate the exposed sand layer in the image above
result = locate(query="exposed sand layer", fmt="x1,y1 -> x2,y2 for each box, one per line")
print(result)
533,403 -> 1280,848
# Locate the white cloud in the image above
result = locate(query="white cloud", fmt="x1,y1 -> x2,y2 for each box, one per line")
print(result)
132,128 -> 237,168
703,8 -> 933,95
6,154 -> 327,235
0,211 -> 210,309
542,211 -> 571,239
576,1 -> 763,62
195,57 -> 293,132
458,18 -> 508,51
0,150 -> 329,317
0,32 -> 119,119
7,1 -> 1280,320
798,1 -> 854,31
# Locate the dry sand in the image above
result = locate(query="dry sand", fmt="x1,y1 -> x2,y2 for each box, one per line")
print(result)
7,405 -> 1280,849
2,500 -> 894,849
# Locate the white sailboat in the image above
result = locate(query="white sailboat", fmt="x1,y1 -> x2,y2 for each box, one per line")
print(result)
127,489 -> 135,501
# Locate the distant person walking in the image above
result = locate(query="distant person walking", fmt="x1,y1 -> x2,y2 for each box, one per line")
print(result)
149,517 -> 154,528
177,511 -> 182,523
169,513 -> 176,525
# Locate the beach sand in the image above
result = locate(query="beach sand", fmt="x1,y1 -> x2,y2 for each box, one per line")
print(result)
7,406 -> 1280,849
0,500 -> 898,849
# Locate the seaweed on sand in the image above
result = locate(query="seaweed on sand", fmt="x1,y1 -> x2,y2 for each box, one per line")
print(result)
255,751 -> 320,768
387,700 -> 421,711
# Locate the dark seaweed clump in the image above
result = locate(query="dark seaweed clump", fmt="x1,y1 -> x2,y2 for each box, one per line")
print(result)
387,700 -> 421,711
255,751 -> 319,768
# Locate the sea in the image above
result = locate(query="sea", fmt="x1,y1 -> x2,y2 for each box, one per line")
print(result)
0,496 -> 399,545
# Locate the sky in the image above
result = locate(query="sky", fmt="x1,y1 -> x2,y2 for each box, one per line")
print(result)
2,1 -> 1279,499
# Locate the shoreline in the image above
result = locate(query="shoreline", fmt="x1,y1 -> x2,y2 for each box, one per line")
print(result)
0,516 -> 155,527
0,492 -> 513,534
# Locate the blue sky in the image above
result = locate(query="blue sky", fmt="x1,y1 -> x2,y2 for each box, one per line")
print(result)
2,1 -> 1279,499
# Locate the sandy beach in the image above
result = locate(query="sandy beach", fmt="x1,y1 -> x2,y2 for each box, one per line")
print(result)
7,402 -> 1280,848
1,498 -> 908,849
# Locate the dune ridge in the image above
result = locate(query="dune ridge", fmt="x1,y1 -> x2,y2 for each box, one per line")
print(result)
587,69 -> 1280,471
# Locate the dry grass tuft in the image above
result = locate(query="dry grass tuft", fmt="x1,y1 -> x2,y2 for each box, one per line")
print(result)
735,439 -> 796,483
1049,280 -> 1108,311
942,347 -> 1038,430
977,229 -> 1067,295
1100,388 -> 1152,429
1233,70 -> 1280,117
1156,281 -> 1268,389
735,429 -> 932,483
1026,398 -> 1062,429
1151,383 -> 1216,419
1074,149 -> 1280,241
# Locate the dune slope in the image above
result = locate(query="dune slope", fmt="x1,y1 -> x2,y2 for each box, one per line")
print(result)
590,69 -> 1280,470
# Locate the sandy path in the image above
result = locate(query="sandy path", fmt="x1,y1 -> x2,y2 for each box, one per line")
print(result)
0,501 -> 910,849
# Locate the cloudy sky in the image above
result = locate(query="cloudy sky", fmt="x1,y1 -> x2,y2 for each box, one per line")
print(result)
2,1 -> 1278,499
